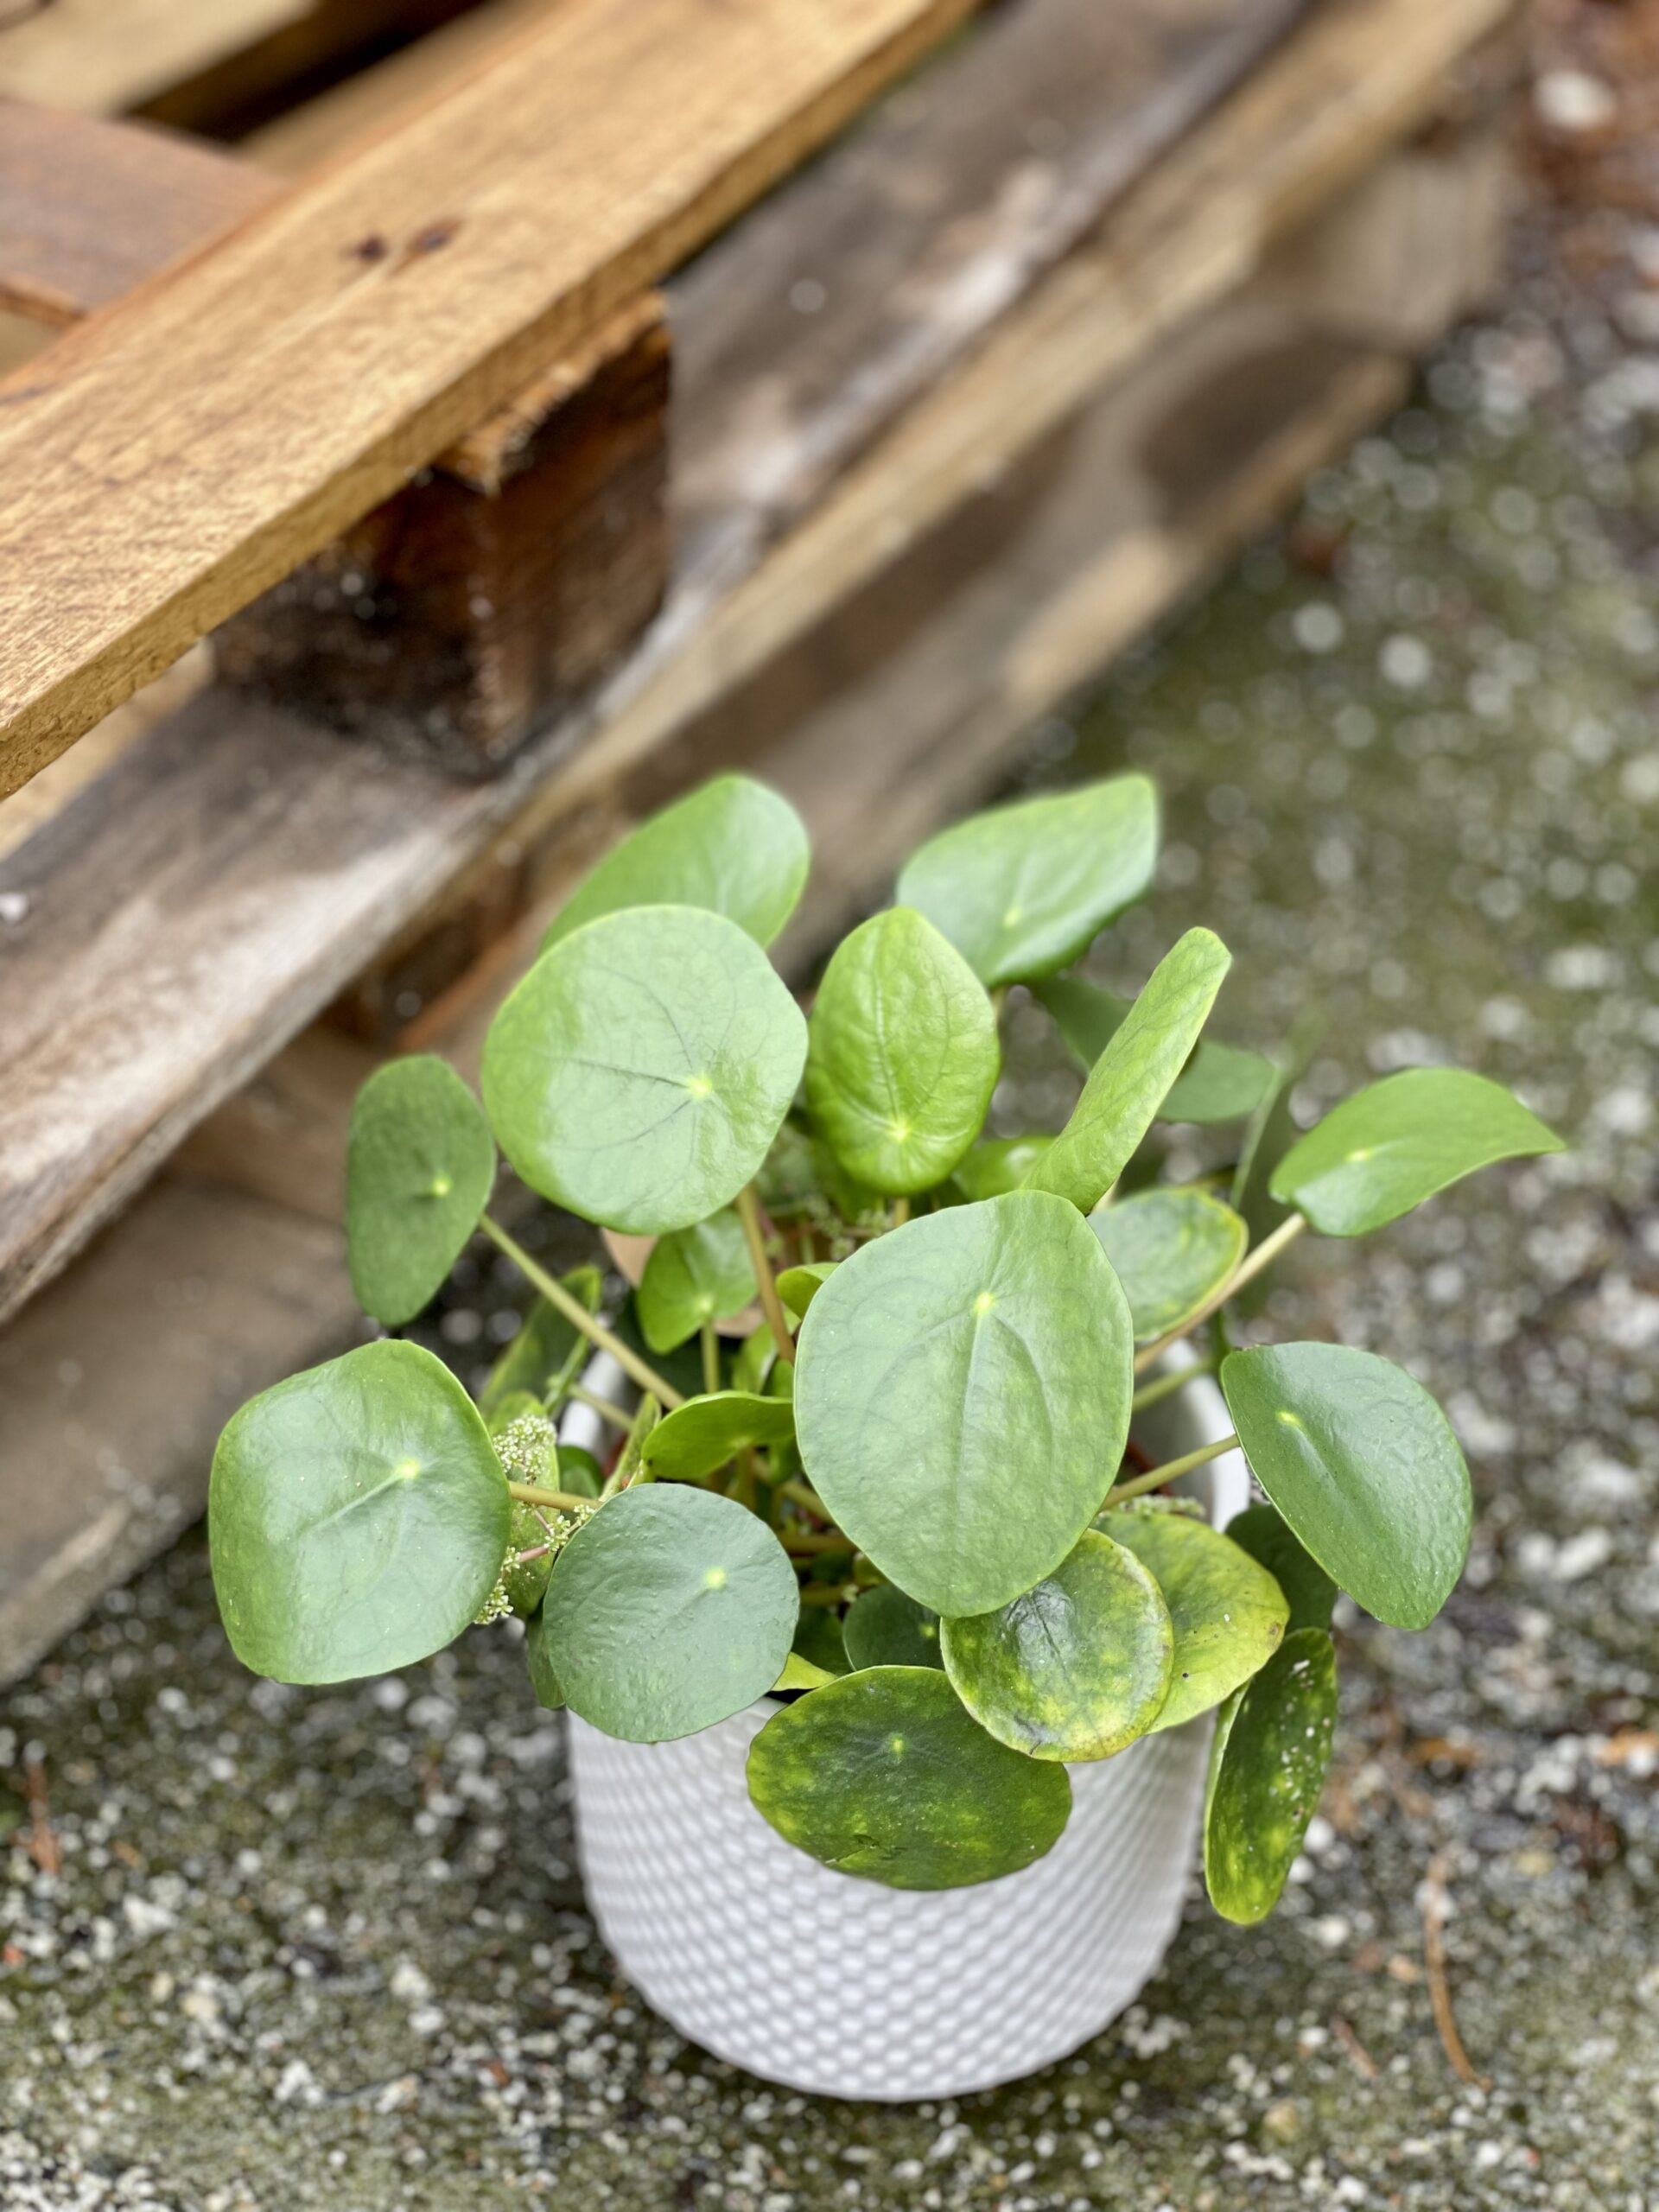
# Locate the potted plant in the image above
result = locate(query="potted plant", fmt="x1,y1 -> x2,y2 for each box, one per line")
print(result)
207,771 -> 1561,2100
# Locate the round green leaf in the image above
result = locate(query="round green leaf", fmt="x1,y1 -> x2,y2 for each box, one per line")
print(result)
775,1260 -> 836,1319
896,774 -> 1159,987
638,1390 -> 797,1481
804,908 -> 999,1194
842,1585 -> 943,1670
792,1605 -> 850,1676
1103,1509 -> 1287,1732
479,1268 -> 602,1416
1268,1066 -> 1564,1237
1036,976 -> 1273,1126
346,1057 -> 495,1326
1225,1501 -> 1336,1634
795,1191 -> 1135,1616
526,1608 -> 565,1711
747,1666 -> 1072,1888
1024,931 -> 1232,1214
1221,1343 -> 1472,1629
539,1484 -> 798,1741
540,774 -> 810,955
482,905 -> 807,1235
1090,1186 -> 1247,1342
952,1135 -> 1054,1200
557,1446 -> 604,1497
209,1340 -> 509,1684
941,1529 -> 1173,1761
1204,1627 -> 1337,1923
637,1210 -> 757,1353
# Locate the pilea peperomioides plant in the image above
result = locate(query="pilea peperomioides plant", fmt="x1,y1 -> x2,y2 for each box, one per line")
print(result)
208,771 -> 1563,1923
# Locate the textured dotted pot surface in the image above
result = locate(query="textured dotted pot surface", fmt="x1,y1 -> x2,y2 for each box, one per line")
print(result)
563,1363 -> 1248,2101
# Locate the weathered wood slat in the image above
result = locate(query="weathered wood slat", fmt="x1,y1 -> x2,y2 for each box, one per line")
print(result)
0,0 -> 1309,1318
0,0 -> 486,128
0,99 -> 278,326
0,0 -> 987,798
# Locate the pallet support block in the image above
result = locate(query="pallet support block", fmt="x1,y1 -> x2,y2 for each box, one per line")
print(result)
215,294 -> 671,772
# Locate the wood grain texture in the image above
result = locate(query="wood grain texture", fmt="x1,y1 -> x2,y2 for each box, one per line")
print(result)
0,0 -> 985,797
0,0 -> 312,113
0,0 -> 1498,1324
0,0 -> 482,127
216,296 -> 672,768
0,99 -> 278,327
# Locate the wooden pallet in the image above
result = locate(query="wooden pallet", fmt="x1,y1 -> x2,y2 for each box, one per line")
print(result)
0,0 -> 1518,1677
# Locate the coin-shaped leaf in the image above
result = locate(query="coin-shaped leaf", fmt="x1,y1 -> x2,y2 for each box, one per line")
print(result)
1221,1343 -> 1472,1629
540,774 -> 810,955
638,1389 -> 797,1480
747,1666 -> 1072,1888
1035,976 -> 1274,1126
538,1484 -> 798,1741
794,1191 -> 1135,1616
775,1261 -> 836,1320
1024,931 -> 1232,1214
1269,1066 -> 1564,1236
1204,1627 -> 1338,1923
209,1340 -> 509,1684
952,1135 -> 1055,1200
1224,1501 -> 1336,1634
346,1057 -> 496,1326
842,1585 -> 944,1671
804,908 -> 999,1194
1104,1508 -> 1287,1732
896,773 -> 1159,987
483,906 -> 808,1236
940,1529 -> 1173,1761
1090,1186 -> 1248,1342
526,1609 -> 565,1711
478,1267 -> 602,1416
792,1605 -> 851,1676
637,1210 -> 757,1353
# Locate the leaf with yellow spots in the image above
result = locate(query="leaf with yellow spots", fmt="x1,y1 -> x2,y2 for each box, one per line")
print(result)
941,1529 -> 1173,1760
747,1667 -> 1071,1888
1204,1628 -> 1337,1923
804,907 -> 999,1196
209,1340 -> 509,1683
1103,1509 -> 1287,1732
538,1485 -> 798,1741
794,1192 -> 1135,1616
482,905 -> 806,1236
1269,1066 -> 1563,1236
1221,1344 -> 1471,1629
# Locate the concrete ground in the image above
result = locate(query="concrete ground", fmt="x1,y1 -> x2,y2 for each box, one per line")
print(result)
3,91 -> 1657,2212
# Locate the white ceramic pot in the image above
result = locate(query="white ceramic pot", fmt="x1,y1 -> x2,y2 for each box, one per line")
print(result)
561,1357 -> 1248,2101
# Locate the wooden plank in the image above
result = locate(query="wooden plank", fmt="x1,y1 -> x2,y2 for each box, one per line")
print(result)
0,99 -> 278,327
216,295 -> 673,768
0,0 -> 1479,1320
0,0 -> 315,113
245,0 -> 564,174
0,0 -> 988,798
0,273 -> 1406,1685
0,0 -> 483,128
